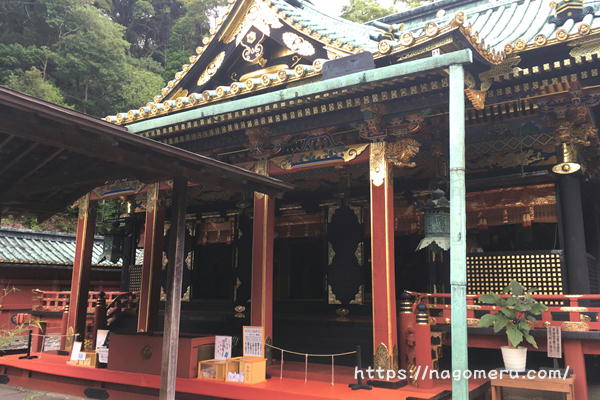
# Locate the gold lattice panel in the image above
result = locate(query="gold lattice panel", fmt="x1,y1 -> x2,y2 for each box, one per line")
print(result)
467,251 -> 564,295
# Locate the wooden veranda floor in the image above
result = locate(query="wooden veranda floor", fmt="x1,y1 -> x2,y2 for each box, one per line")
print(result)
0,354 -> 490,400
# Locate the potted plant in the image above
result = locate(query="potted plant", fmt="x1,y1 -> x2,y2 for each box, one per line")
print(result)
478,280 -> 548,371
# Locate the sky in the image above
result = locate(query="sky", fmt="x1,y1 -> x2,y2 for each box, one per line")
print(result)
314,0 -> 399,17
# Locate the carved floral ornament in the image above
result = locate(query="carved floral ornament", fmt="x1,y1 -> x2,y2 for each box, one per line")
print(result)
370,140 -> 421,186
245,127 -> 282,159
544,105 -> 598,147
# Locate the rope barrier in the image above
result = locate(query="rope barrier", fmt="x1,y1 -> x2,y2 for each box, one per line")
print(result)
264,343 -> 357,385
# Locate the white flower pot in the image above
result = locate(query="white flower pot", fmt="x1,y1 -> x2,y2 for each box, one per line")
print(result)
501,346 -> 527,372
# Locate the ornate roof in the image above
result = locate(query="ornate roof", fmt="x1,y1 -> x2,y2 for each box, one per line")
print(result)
374,0 -> 600,54
105,0 -> 600,126
0,227 -> 140,268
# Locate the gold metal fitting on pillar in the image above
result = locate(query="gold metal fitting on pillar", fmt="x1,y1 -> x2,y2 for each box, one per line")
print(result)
552,142 -> 581,174
416,303 -> 429,325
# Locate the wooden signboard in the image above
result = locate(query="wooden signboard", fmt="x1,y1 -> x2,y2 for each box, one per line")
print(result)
242,326 -> 264,358
547,326 -> 562,358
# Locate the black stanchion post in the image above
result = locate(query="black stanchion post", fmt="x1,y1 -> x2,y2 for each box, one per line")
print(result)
18,330 -> 38,360
348,345 -> 372,390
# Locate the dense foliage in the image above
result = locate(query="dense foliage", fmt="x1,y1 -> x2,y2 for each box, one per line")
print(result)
0,0 -> 224,231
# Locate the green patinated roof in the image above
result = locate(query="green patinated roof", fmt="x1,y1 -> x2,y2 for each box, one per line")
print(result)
373,0 -> 600,53
0,227 -> 141,268
105,0 -> 600,126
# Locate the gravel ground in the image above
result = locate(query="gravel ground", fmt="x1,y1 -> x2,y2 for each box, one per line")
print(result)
0,385 -> 85,400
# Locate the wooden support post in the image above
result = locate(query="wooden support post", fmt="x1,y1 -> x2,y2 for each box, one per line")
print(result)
251,161 -> 275,345
159,177 -> 187,400
60,304 -> 69,351
67,193 -> 97,346
92,292 -> 107,349
138,183 -> 165,333
369,141 -> 398,370
564,339 -> 588,400
449,63 -> 469,399
31,321 -> 46,353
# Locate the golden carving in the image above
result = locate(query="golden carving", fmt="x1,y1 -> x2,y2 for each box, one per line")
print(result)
514,39 -> 527,51
359,104 -> 387,141
227,2 -> 283,45
424,22 -> 439,37
282,32 -> 315,56
569,37 -> 600,59
197,51 -> 225,86
478,56 -> 521,91
465,88 -> 486,110
467,318 -> 480,326
556,28 -> 569,41
400,32 -> 415,46
579,23 -> 591,35
561,321 -> 589,331
388,114 -> 424,136
271,143 -> 369,170
451,11 -> 466,27
374,343 -> 391,370
386,139 -> 420,168
534,34 -> 547,46
370,141 -> 387,187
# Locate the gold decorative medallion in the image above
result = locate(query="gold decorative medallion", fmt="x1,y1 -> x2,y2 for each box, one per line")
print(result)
424,22 -> 439,37
282,32 -> 315,56
197,51 -> 226,86
378,40 -> 392,54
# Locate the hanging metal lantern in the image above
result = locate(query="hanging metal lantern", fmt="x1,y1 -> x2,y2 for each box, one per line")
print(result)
416,189 -> 450,257
99,222 -> 125,264
552,142 -> 581,174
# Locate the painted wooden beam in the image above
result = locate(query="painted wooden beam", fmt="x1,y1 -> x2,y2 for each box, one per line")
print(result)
126,50 -> 474,134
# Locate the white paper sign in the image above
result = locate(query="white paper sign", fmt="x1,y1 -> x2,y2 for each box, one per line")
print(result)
214,335 -> 232,360
95,329 -> 110,363
243,326 -> 264,358
226,372 -> 245,383
547,326 -> 562,358
70,341 -> 82,361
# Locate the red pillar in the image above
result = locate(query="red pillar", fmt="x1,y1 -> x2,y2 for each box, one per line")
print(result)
369,141 -> 398,370
67,193 -> 97,347
137,183 -> 165,333
250,161 -> 275,345
398,292 -> 414,369
564,339 -> 588,400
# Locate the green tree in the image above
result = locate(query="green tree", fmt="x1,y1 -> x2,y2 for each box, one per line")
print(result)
5,67 -> 67,106
341,0 -> 395,23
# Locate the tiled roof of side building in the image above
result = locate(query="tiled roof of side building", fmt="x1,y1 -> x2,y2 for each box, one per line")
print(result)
371,0 -> 600,54
0,227 -> 142,268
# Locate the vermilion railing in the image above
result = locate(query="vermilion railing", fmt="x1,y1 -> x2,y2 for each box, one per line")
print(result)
407,291 -> 600,331
32,290 -> 138,314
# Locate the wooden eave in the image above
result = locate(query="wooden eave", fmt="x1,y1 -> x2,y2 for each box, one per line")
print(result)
0,87 -> 292,218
